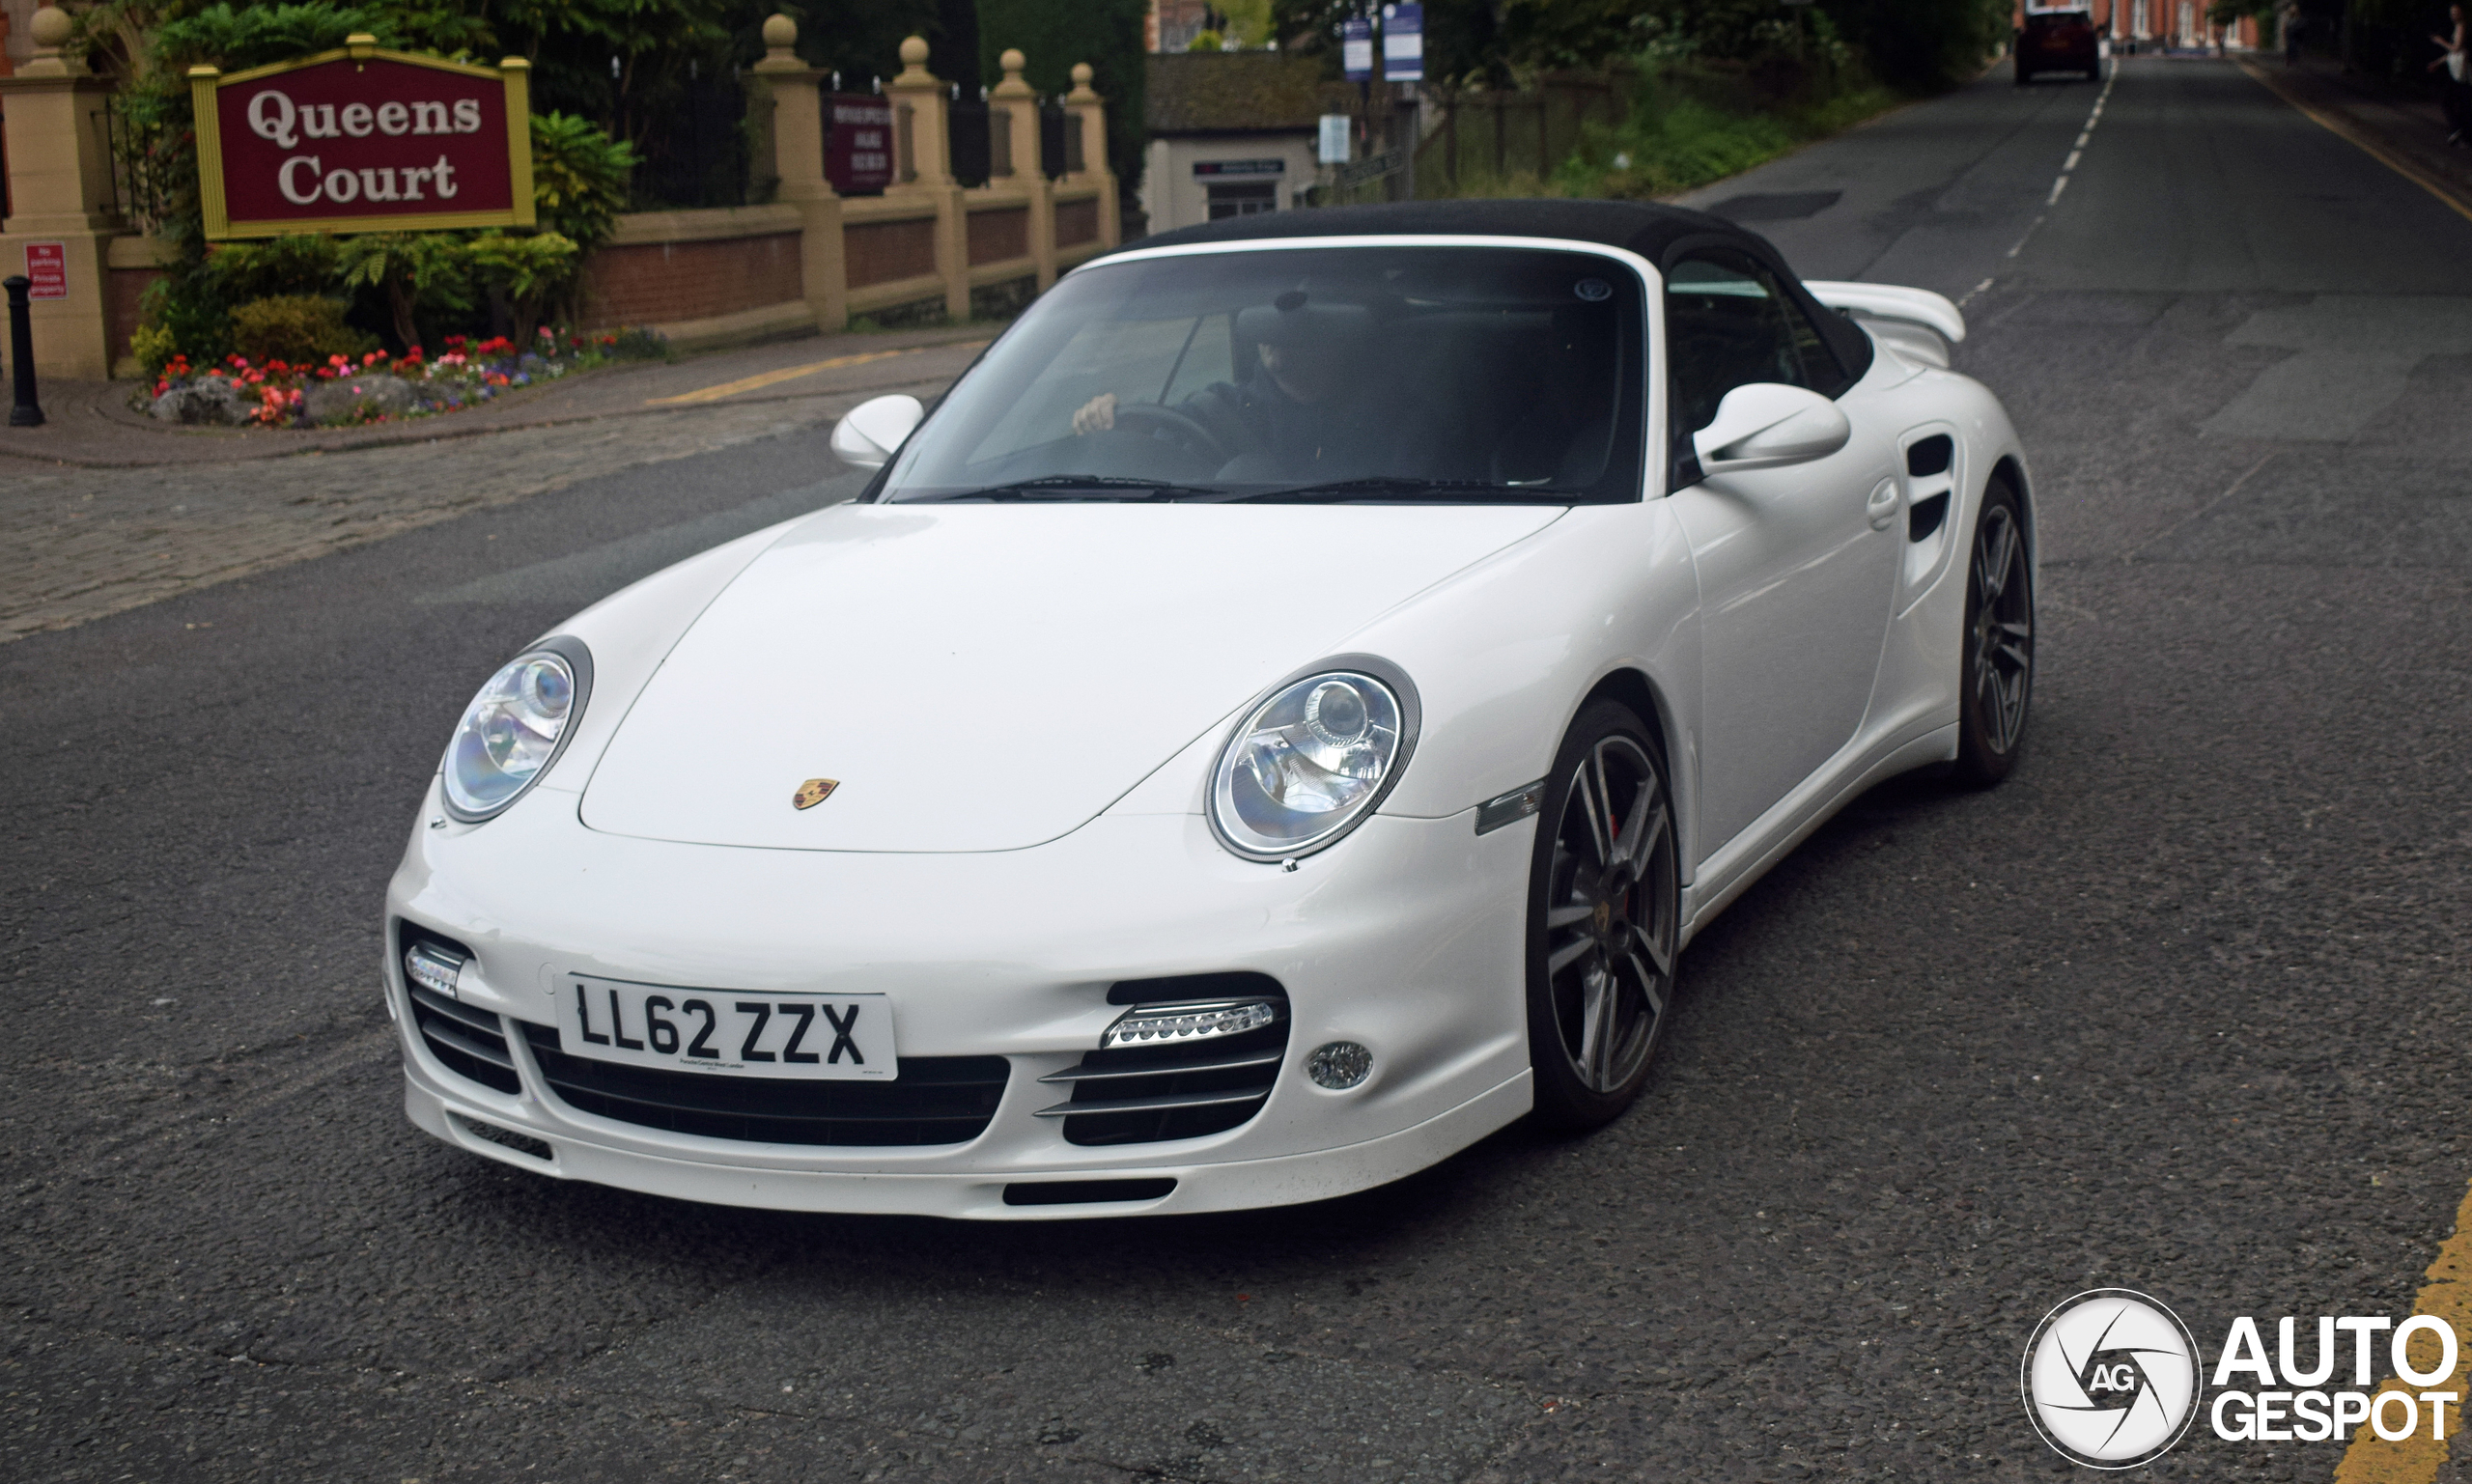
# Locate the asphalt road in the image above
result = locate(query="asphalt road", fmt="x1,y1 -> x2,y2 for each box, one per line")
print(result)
7,56 -> 2472,1484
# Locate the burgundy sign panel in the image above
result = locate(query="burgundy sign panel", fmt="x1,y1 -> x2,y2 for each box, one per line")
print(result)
829,95 -> 894,196
216,58 -> 516,224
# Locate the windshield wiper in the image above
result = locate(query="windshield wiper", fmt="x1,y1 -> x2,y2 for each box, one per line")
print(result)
1218,476 -> 1582,504
913,475 -> 1222,502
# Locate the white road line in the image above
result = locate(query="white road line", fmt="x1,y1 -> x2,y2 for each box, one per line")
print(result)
1956,277 -> 1997,309
2035,70 -> 2116,225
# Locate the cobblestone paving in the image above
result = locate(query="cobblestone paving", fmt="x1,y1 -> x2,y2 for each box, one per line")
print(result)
1,397 -> 856,643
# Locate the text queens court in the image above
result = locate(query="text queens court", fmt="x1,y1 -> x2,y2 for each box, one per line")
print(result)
189,40 -> 534,238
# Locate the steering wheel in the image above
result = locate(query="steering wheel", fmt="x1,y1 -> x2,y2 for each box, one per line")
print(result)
1110,401 -> 1230,464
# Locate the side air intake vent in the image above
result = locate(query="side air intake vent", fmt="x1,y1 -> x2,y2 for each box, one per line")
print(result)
1041,973 -> 1290,1146
397,923 -> 521,1095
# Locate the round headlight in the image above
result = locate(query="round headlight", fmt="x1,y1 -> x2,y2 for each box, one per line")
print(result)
1209,664 -> 1416,860
441,640 -> 591,821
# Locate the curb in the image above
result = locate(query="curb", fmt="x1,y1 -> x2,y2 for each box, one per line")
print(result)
2232,56 -> 2472,225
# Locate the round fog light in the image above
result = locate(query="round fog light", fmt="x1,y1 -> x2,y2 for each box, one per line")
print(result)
1306,1041 -> 1373,1090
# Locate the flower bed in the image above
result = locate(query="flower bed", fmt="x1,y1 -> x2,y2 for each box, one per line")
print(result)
141,326 -> 667,428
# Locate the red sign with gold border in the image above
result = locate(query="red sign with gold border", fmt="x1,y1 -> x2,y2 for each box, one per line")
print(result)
189,35 -> 535,239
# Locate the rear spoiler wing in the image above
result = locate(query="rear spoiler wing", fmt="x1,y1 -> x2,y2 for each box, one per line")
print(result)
1804,281 -> 1966,369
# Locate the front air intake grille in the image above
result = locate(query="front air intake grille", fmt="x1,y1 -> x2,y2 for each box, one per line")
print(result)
518,1023 -> 1008,1146
1043,976 -> 1291,1147
407,979 -> 522,1095
395,922 -> 521,1095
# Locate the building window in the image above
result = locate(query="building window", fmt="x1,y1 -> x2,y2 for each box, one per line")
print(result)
2132,0 -> 2149,35
1206,182 -> 1278,218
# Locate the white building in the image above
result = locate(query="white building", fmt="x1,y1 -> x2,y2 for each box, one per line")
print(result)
1140,52 -> 1338,234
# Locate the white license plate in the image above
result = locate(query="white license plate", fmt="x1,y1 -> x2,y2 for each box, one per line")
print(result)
560,975 -> 896,1079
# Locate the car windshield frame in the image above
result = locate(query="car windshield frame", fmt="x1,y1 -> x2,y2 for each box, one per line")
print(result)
868,238 -> 1657,507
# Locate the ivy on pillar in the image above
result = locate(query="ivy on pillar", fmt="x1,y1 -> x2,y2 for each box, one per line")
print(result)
0,5 -> 125,379
750,14 -> 849,333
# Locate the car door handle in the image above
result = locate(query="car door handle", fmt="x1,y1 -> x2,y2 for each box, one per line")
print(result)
1865,478 -> 1900,531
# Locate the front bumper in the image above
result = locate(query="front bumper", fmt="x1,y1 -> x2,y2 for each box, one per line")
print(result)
384,783 -> 1537,1218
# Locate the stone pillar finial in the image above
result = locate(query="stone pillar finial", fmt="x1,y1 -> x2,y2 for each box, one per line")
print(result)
24,5 -> 83,77
897,35 -> 933,82
992,48 -> 1032,99
762,14 -> 797,60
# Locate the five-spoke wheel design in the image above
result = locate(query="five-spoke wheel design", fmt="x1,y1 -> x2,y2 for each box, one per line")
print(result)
1526,704 -> 1679,1127
1955,477 -> 2035,784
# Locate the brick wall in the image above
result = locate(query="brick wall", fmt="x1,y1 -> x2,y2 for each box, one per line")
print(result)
846,216 -> 938,287
967,207 -> 1028,266
579,231 -> 803,329
108,266 -> 160,366
1056,197 -> 1099,248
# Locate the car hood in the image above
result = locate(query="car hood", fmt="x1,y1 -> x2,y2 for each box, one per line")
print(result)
578,501 -> 1563,853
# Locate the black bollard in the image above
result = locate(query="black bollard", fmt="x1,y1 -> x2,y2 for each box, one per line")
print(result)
5,275 -> 42,428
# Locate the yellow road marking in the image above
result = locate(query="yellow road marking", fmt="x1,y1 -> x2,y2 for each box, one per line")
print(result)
642,346 -> 946,406
2233,57 -> 2472,227
2333,1179 -> 2472,1483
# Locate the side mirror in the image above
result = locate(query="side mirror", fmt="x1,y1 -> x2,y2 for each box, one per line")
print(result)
829,393 -> 925,471
1691,383 -> 1852,475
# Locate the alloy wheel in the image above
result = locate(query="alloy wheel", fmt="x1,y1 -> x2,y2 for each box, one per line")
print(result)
1540,734 -> 1679,1094
1970,502 -> 2034,756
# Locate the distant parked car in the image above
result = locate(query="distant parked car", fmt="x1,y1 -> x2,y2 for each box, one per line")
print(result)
2018,8 -> 2103,81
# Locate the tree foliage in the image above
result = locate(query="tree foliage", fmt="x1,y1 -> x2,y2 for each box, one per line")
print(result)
1275,0 -> 2007,93
976,0 -> 1150,187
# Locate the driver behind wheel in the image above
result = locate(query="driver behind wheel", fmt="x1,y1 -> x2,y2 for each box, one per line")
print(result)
1068,290 -> 1382,482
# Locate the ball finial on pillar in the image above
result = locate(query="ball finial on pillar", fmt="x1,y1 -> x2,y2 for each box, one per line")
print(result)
761,13 -> 797,51
30,4 -> 72,48
1070,62 -> 1093,89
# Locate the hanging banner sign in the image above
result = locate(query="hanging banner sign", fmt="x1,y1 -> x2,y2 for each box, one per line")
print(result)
1382,4 -> 1425,81
188,35 -> 535,239
1340,17 -> 1375,81
828,94 -> 895,195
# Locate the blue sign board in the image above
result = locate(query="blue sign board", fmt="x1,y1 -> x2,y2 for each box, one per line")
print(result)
1383,3 -> 1424,82
1340,17 -> 1375,81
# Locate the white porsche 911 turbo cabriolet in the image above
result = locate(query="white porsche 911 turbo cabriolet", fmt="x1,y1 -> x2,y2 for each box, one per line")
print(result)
385,200 -> 2035,1218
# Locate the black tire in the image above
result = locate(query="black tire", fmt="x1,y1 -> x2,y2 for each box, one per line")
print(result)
1952,475 -> 2035,786
2015,64 -> 2035,85
1524,700 -> 1681,1132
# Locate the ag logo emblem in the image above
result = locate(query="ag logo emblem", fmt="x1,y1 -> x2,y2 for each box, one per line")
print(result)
2022,1289 -> 2202,1469
792,778 -> 840,810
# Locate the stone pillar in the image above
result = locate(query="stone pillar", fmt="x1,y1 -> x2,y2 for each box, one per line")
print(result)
886,37 -> 951,189
1064,62 -> 1119,250
750,14 -> 848,333
885,35 -> 968,322
992,48 -> 1056,290
0,5 -> 122,380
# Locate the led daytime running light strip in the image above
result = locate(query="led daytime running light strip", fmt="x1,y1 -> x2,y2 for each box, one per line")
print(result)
1101,999 -> 1278,1049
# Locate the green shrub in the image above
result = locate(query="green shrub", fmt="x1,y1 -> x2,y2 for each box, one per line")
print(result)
229,295 -> 376,365
530,113 -> 636,253
130,323 -> 180,379
465,231 -> 581,346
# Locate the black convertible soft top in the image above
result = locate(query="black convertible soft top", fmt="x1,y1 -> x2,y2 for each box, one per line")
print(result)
1116,199 -> 1873,388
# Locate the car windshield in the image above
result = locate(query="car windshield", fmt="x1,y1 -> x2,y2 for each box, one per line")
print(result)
877,245 -> 1647,504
